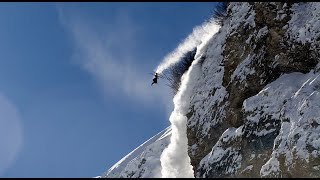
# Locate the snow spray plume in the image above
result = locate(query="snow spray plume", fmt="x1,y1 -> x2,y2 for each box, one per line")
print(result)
156,16 -> 221,178
160,56 -> 204,178
155,19 -> 220,75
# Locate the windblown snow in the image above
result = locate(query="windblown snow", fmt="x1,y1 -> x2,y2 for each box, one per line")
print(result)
158,19 -> 221,177
155,19 -> 220,74
160,54 -> 201,178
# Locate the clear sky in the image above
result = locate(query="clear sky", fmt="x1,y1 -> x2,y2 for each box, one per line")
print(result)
0,2 -> 218,178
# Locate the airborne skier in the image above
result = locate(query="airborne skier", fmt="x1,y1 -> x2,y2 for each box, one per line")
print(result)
151,73 -> 159,86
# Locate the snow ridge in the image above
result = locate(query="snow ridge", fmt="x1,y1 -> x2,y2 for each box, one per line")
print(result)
102,127 -> 171,178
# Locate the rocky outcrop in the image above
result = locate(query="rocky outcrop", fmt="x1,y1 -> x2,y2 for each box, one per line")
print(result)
187,2 -> 320,178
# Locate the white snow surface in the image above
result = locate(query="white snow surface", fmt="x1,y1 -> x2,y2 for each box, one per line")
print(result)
199,126 -> 243,177
260,70 -> 320,177
101,127 -> 171,178
286,2 -> 320,45
228,2 -> 255,36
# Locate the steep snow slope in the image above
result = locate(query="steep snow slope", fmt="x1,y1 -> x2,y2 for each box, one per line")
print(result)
100,127 -> 171,178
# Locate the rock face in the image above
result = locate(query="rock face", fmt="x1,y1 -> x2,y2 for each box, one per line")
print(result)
187,2 -> 320,178
100,2 -> 320,178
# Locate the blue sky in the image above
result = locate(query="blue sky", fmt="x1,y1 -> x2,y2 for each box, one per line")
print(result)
0,2 -> 218,178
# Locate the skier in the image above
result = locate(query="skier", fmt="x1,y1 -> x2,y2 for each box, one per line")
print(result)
151,73 -> 159,86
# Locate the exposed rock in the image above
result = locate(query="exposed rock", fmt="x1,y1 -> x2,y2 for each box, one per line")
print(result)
187,2 -> 320,178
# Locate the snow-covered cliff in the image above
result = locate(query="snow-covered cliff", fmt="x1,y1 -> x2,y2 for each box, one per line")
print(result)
100,2 -> 320,178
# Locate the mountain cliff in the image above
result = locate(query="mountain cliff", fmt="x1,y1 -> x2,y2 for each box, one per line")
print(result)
99,2 -> 320,178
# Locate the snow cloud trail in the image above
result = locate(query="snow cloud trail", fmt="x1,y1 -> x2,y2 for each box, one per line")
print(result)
158,18 -> 220,178
160,55 -> 204,178
155,19 -> 220,74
